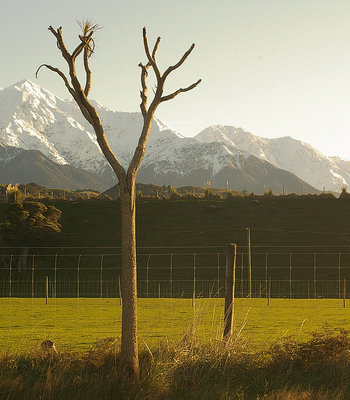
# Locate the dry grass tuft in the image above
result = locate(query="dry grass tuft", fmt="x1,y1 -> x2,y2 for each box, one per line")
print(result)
1,327 -> 350,399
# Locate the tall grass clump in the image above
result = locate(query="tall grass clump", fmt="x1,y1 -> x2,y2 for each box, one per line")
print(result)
1,327 -> 350,399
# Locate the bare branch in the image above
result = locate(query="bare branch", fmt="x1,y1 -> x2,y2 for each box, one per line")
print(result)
72,31 -> 94,61
152,37 -> 161,60
36,64 -> 73,93
48,26 -> 72,65
39,25 -> 126,181
142,27 -> 161,80
138,63 -> 150,117
129,30 -> 200,178
83,43 -> 92,96
160,79 -> 201,103
163,43 -> 195,80
48,26 -> 88,105
35,64 -> 95,125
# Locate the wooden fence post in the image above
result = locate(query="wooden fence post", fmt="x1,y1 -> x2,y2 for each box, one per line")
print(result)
247,228 -> 252,298
146,254 -> 151,298
268,277 -> 271,307
344,278 -> 346,308
170,253 -> 173,299
9,255 -> 12,298
118,276 -> 122,305
192,254 -> 196,307
77,254 -> 81,299
265,253 -> 268,299
223,243 -> 237,340
32,255 -> 35,299
314,253 -> 317,299
45,276 -> 48,305
241,252 -> 244,298
289,253 -> 292,300
338,253 -> 341,299
100,254 -> 104,300
54,255 -> 57,299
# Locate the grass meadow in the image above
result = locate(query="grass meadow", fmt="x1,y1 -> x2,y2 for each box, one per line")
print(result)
1,297 -> 350,351
2,298 -> 350,399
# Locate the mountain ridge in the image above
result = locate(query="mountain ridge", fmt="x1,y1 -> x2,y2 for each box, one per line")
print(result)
195,125 -> 349,192
0,79 -> 338,193
0,145 -> 115,191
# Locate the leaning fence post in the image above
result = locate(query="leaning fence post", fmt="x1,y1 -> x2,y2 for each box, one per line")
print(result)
223,243 -> 237,340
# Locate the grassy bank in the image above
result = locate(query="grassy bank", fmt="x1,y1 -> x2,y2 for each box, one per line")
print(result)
0,327 -> 349,399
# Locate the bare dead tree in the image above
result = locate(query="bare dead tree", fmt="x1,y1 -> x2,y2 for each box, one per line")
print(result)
36,21 -> 201,378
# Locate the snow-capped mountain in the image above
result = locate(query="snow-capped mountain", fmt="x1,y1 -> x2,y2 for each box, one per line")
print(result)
0,79 -> 320,194
196,126 -> 350,193
0,145 -> 115,191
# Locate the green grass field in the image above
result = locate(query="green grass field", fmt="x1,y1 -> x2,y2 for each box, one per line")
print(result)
1,297 -> 350,352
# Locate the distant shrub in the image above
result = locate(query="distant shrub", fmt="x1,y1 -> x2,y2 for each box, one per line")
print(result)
169,187 -> 183,200
6,184 -> 23,203
225,189 -> 235,200
339,184 -> 350,199
2,201 -> 62,246
203,188 -> 222,200
264,187 -> 273,196
319,192 -> 336,199
184,192 -> 199,200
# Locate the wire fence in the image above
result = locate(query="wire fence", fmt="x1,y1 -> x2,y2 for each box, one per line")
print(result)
2,247 -> 350,299
3,246 -> 350,350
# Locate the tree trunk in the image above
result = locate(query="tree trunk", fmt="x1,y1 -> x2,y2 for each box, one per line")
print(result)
119,181 -> 139,377
39,24 -> 200,381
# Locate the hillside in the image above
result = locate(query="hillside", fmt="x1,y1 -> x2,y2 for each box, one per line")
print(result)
0,146 -> 115,191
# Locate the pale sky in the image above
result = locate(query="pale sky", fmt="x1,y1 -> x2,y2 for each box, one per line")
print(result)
2,0 -> 350,159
